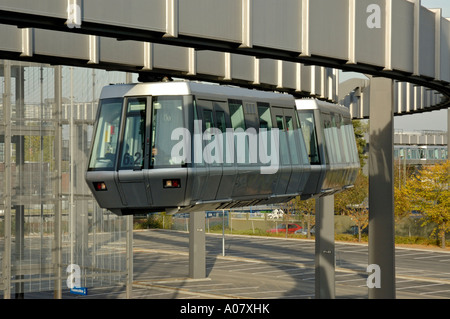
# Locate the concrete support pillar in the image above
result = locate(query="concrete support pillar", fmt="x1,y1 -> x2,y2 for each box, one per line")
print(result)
315,194 -> 335,299
368,77 -> 396,299
189,211 -> 206,279
447,108 -> 449,149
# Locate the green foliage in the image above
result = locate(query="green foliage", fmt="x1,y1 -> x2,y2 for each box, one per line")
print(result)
352,119 -> 368,168
402,160 -> 449,248
133,213 -> 173,230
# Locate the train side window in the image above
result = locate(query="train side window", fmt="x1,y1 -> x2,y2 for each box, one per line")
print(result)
275,114 -> 291,165
418,148 -> 425,159
203,110 -> 214,130
286,116 -> 294,131
257,103 -> 272,129
331,115 -> 343,163
322,115 -> 335,164
298,111 -> 320,164
214,110 -> 229,166
151,96 -> 185,167
257,104 -> 274,166
276,115 -> 285,130
341,118 -> 355,164
228,99 -> 246,130
285,116 -> 300,165
120,98 -> 146,170
88,98 -> 123,170
216,111 -> 227,133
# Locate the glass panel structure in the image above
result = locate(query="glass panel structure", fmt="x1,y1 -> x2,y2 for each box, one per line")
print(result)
0,61 -> 133,299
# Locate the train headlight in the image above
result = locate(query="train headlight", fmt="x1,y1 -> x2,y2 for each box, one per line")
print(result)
93,182 -> 107,191
163,179 -> 181,188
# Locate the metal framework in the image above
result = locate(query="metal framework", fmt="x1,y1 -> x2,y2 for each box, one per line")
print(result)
0,0 -> 448,115
0,62 -> 133,299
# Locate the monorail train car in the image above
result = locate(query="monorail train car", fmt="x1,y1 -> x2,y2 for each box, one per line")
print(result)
296,99 -> 360,199
394,145 -> 448,164
85,81 -> 359,215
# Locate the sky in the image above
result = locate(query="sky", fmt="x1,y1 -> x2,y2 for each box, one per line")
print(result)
341,0 -> 449,132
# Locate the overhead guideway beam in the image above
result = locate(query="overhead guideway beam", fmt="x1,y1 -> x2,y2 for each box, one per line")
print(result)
0,0 -> 449,110
0,23 -> 339,102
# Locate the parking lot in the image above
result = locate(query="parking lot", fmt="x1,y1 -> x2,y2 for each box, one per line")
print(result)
129,230 -> 450,299
33,229 -> 450,300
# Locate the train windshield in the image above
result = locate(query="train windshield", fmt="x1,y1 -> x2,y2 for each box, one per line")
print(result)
88,98 -> 123,170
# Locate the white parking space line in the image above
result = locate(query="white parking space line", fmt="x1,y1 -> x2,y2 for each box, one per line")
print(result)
228,265 -> 275,272
253,267 -> 307,275
395,279 -> 417,285
413,255 -> 446,260
421,289 -> 450,296
396,268 -> 428,275
206,263 -> 248,270
276,271 -> 313,278
180,283 -> 232,289
395,251 -> 432,258
396,283 -> 446,290
199,286 -> 260,293
338,279 -> 366,285
235,290 -> 288,296
336,249 -> 368,254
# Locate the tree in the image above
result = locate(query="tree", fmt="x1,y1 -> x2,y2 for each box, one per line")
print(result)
335,173 -> 369,242
352,119 -> 368,169
403,161 -> 449,248
348,207 -> 369,242
291,196 -> 315,238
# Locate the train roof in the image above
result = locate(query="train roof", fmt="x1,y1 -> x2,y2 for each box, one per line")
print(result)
100,81 -> 295,104
295,98 -> 351,117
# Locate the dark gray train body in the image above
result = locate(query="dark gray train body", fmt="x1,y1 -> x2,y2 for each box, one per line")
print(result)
85,81 -> 359,215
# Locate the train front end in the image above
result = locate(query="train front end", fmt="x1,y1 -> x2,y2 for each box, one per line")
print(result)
85,82 -> 192,215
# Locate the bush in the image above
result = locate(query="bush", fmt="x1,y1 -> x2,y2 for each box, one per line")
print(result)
133,213 -> 173,230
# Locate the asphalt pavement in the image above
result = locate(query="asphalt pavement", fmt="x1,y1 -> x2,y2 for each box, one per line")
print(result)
29,229 -> 450,301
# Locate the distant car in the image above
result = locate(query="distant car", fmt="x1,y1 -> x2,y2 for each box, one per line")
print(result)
349,225 -> 368,235
268,209 -> 284,219
267,223 -> 302,234
295,226 -> 315,235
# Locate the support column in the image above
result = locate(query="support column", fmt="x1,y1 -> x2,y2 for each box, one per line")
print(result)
2,60 -> 12,299
315,194 -> 335,299
14,205 -> 25,299
447,108 -> 449,150
368,77 -> 396,299
53,65 -> 63,299
189,211 -> 206,279
13,65 -> 25,299
126,215 -> 133,298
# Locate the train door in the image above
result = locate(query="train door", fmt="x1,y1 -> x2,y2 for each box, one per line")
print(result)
117,97 -> 152,207
232,100 -> 264,197
297,109 -> 324,196
270,107 -> 292,196
253,102 -> 280,196
214,101 -> 237,200
282,108 -> 309,194
194,99 -> 224,201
